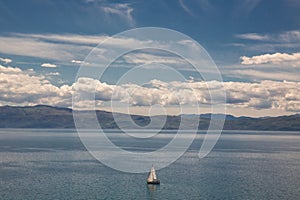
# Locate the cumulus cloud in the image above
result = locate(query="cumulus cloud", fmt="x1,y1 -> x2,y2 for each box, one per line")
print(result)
240,52 -> 300,66
0,65 -> 72,107
0,57 -> 12,64
0,65 -> 22,74
70,78 -> 300,112
41,63 -> 57,68
0,65 -> 299,112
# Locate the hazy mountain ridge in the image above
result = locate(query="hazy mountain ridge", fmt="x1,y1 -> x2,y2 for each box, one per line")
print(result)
0,105 -> 299,131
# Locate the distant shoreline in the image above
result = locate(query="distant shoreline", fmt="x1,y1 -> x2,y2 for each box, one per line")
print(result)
1,129 -> 300,136
0,105 -> 299,131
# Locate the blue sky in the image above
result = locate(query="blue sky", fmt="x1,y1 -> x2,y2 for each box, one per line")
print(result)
0,0 -> 299,116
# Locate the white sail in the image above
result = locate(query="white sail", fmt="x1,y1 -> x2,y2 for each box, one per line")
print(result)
147,166 -> 157,182
151,166 -> 157,180
147,172 -> 153,182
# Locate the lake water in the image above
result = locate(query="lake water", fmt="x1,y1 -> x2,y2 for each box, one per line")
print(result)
0,129 -> 299,200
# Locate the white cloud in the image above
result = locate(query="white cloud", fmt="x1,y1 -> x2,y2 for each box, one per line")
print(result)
41,63 -> 57,68
236,33 -> 270,41
179,0 -> 195,16
14,33 -> 106,45
0,65 -> 22,74
12,33 -> 154,49
71,60 -> 84,64
47,72 -> 60,76
123,53 -> 185,65
71,60 -> 90,65
0,65 -> 72,107
240,52 -> 300,66
81,1 -> 135,26
236,30 -> 300,43
101,3 -> 134,26
0,57 -> 12,64
277,30 -> 300,43
223,80 -> 300,112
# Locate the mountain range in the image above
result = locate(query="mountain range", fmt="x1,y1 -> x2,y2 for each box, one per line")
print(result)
0,105 -> 299,131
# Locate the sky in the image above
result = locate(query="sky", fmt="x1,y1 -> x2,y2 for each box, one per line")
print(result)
0,0 -> 299,117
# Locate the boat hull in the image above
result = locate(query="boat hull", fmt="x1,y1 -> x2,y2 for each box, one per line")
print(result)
147,180 -> 160,184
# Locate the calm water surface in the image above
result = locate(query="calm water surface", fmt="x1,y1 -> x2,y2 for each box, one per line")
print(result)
0,129 -> 299,200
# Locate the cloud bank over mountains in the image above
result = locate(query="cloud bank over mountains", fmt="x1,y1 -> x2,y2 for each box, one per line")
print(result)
0,64 -> 299,113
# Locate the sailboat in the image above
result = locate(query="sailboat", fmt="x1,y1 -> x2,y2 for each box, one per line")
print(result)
147,165 -> 160,184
